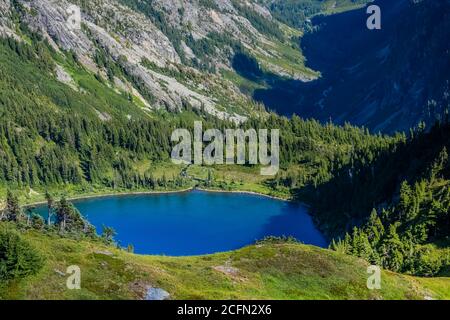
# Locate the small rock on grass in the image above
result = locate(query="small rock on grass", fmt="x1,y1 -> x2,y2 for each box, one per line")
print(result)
94,250 -> 113,256
54,269 -> 66,277
146,287 -> 170,301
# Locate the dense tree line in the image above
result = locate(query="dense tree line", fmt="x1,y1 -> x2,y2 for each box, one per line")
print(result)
311,121 -> 450,275
0,105 -> 177,188
301,121 -> 450,236
331,157 -> 450,276
255,114 -> 402,190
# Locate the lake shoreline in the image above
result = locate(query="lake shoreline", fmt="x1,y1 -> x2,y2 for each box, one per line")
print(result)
195,187 -> 291,202
22,187 -> 195,208
23,187 -> 291,208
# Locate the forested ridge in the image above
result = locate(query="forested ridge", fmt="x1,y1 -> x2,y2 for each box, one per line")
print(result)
301,121 -> 450,276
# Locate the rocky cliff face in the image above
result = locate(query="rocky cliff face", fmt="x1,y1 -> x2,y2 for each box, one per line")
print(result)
0,0 -> 14,37
1,0 -> 304,122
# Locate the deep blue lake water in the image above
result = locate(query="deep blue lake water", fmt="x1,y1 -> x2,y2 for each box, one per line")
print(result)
36,190 -> 327,255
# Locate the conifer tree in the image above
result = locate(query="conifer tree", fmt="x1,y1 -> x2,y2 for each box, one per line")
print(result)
365,208 -> 384,245
4,190 -> 21,222
45,191 -> 54,226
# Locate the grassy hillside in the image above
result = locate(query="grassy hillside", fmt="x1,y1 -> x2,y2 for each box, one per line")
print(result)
1,223 -> 448,300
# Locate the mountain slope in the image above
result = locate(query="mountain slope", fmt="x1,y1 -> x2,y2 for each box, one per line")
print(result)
3,0 -> 448,132
253,0 -> 450,133
0,0 -> 321,122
